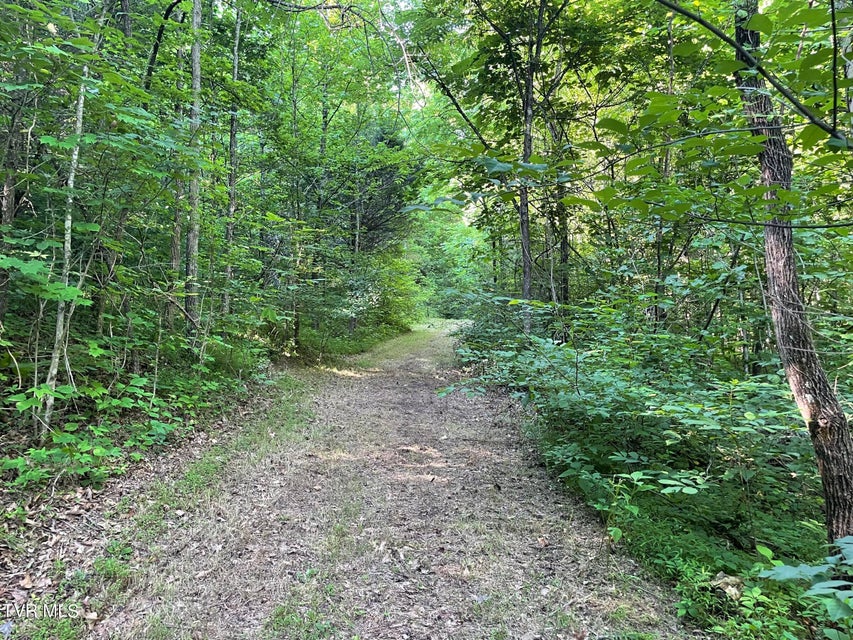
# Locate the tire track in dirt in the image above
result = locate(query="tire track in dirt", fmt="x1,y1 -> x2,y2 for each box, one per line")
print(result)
95,325 -> 699,640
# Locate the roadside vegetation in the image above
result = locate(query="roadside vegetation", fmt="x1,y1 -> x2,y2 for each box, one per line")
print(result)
2,0 -> 853,638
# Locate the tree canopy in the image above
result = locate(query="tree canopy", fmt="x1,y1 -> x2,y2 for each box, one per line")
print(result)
2,0 -> 853,635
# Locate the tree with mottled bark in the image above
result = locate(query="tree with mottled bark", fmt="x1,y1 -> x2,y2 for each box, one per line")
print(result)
731,0 -> 853,542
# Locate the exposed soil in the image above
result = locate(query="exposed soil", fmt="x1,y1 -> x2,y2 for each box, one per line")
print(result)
85,324 -> 700,639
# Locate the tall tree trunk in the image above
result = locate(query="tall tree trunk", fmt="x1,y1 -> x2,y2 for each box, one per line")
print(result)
472,0 -> 570,320
316,80 -> 329,213
223,7 -> 241,316
736,0 -> 853,541
517,0 -> 548,331
0,102 -> 21,323
185,0 -> 202,334
167,39 -> 187,331
518,25 -> 536,305
167,179 -> 183,330
42,65 -> 89,434
143,0 -> 183,97
115,0 -> 132,38
557,202 -> 569,303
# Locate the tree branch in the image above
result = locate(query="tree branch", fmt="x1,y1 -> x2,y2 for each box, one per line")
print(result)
143,0 -> 183,94
416,46 -> 490,149
653,0 -> 847,145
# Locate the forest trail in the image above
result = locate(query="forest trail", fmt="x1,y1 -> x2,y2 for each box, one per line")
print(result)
95,324 -> 695,640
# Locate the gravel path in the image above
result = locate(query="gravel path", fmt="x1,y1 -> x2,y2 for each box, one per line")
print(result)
94,325 -> 698,640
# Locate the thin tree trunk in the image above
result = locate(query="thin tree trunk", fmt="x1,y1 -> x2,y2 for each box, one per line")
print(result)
42,65 -> 89,434
546,217 -> 558,305
143,0 -> 183,96
354,204 -> 361,256
0,104 -> 21,323
167,179 -> 183,330
519,55 -> 534,303
185,0 -> 201,334
736,0 -> 853,541
316,80 -> 329,213
557,203 -> 569,302
517,0 -> 547,331
698,240 -> 743,339
117,0 -> 132,38
223,7 -> 241,316
837,0 -> 853,116
167,39 -> 186,331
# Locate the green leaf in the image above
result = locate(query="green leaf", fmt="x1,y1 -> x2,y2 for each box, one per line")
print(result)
573,140 -> 611,154
39,134 -> 75,150
0,81 -> 43,92
745,13 -> 773,35
798,124 -> 827,150
625,157 -> 650,176
0,257 -> 46,276
827,137 -> 851,150
785,7 -> 833,28
714,59 -> 748,74
481,157 -> 513,174
756,544 -> 773,560
597,117 -> 628,136
101,70 -> 125,84
836,536 -> 853,562
672,41 -> 699,57
72,222 -> 100,233
560,195 -> 601,211
806,580 -> 853,596
10,393 -> 42,411
824,596 -> 853,622
760,563 -> 832,581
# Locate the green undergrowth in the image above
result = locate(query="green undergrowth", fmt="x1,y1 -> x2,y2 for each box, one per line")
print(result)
0,313 -> 408,493
298,322 -> 409,361
12,372 -> 311,640
451,292 -> 847,639
0,333 -> 275,492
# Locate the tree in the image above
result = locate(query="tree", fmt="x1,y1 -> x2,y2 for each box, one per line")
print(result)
646,0 -> 853,543
223,7 -> 242,316
185,0 -> 202,335
731,0 -> 853,542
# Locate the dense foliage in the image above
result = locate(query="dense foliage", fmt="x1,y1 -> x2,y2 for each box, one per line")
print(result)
451,297 -> 825,636
0,1 -> 480,489
3,0 -> 853,636
411,0 -> 853,635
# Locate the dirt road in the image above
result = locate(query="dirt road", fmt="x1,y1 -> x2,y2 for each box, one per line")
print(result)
94,325 -> 694,640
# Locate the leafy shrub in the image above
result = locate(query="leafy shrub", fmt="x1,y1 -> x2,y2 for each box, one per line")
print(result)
453,291 -> 831,638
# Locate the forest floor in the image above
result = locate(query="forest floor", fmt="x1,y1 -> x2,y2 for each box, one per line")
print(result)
7,323 -> 703,640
